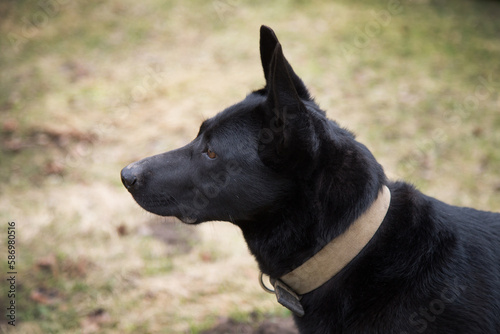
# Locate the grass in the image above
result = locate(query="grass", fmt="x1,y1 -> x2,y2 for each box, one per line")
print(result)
1,0 -> 500,333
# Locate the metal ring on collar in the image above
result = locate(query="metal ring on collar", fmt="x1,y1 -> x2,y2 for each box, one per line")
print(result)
259,272 -> 275,294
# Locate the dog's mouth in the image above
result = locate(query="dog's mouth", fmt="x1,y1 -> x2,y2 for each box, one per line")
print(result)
132,193 -> 176,214
177,216 -> 198,224
131,193 -> 201,225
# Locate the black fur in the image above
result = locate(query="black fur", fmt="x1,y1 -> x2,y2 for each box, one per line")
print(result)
121,26 -> 500,333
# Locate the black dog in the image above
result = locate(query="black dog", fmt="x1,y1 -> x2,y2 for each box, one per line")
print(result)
121,26 -> 500,333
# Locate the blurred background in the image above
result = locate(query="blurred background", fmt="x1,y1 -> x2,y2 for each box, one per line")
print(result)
1,0 -> 499,333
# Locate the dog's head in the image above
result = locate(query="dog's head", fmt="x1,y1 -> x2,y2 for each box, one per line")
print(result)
121,26 -> 383,228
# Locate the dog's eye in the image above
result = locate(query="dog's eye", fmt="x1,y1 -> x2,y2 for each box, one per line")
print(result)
206,149 -> 217,159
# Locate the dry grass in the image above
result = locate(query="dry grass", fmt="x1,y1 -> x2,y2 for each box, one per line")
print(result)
1,0 -> 500,333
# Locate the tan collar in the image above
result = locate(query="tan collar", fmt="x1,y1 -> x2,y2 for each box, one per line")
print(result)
279,185 -> 391,295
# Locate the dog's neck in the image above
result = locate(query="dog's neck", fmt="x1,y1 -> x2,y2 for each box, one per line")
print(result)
252,185 -> 391,316
239,184 -> 390,296
278,185 -> 391,295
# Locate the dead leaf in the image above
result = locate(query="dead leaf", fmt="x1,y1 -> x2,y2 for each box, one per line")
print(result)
35,254 -> 59,277
2,119 -> 18,133
62,256 -> 93,278
44,160 -> 65,175
81,308 -> 111,334
117,224 -> 128,236
30,287 -> 60,305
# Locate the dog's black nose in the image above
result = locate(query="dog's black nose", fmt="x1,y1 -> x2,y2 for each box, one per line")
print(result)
121,166 -> 137,189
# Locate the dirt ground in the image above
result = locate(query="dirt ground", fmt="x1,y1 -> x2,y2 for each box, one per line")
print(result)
201,315 -> 298,334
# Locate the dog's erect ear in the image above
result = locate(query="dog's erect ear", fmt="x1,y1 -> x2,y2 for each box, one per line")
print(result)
258,44 -> 316,172
266,44 -> 304,110
260,25 -> 280,83
259,25 -> 310,100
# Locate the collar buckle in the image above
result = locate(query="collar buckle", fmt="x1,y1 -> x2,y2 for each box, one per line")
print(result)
260,272 -> 305,317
